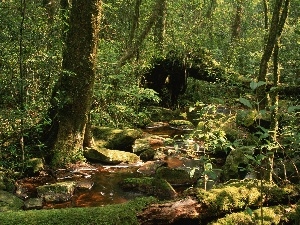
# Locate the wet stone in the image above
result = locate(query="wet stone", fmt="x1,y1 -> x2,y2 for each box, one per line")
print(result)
37,181 -> 75,203
24,198 -> 43,210
76,180 -> 94,190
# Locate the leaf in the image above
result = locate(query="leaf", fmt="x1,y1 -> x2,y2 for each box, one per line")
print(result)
245,207 -> 253,216
250,81 -> 266,90
239,97 -> 252,109
256,81 -> 266,88
250,81 -> 257,90
288,105 -> 300,113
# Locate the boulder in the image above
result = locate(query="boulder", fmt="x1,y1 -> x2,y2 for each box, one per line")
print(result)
221,146 -> 255,181
137,160 -> 167,176
84,147 -> 140,165
37,181 -> 75,203
92,126 -> 143,151
169,119 -> 195,131
0,190 -> 24,211
119,177 -> 177,200
24,197 -> 43,210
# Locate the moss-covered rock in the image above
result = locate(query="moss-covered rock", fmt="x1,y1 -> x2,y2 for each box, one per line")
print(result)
185,179 -> 299,220
0,190 -> 24,212
0,197 -> 157,225
155,166 -> 201,185
169,119 -> 195,130
209,205 -> 293,225
24,198 -> 43,210
119,177 -> 177,200
222,146 -> 255,181
92,126 -> 143,151
37,181 -> 75,203
84,147 -> 140,164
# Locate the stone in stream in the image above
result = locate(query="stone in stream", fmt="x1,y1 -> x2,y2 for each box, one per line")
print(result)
37,181 -> 76,203
24,197 -> 43,210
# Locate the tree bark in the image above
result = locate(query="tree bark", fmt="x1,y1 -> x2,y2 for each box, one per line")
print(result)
231,0 -> 243,42
48,0 -> 102,167
256,0 -> 289,109
154,0 -> 166,53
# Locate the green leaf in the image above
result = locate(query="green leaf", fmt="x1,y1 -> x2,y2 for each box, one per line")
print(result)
245,207 -> 253,216
250,81 -> 257,90
250,81 -> 266,90
239,97 -> 252,109
288,105 -> 300,113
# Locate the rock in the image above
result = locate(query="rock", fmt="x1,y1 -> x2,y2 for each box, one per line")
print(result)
137,161 -> 167,176
140,149 -> 155,161
169,119 -> 195,130
37,181 -> 75,203
24,198 -> 43,210
92,126 -> 143,151
221,146 -> 255,181
0,190 -> 24,211
119,177 -> 177,200
155,166 -> 201,185
84,147 -> 140,165
76,180 -> 94,190
133,135 -> 164,154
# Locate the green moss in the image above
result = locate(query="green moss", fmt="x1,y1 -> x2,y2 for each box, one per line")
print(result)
155,167 -> 193,185
92,127 -> 143,151
209,206 -> 290,225
0,197 -> 157,225
0,190 -> 24,212
120,177 -> 176,199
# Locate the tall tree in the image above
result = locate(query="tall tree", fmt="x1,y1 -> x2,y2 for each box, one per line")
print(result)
265,0 -> 290,181
46,0 -> 102,167
231,0 -> 243,42
154,0 -> 166,53
256,0 -> 290,109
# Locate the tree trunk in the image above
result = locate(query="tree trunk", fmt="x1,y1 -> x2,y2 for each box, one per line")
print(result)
128,0 -> 142,48
154,0 -> 166,53
257,0 -> 290,181
48,0 -> 102,167
231,0 -> 243,42
256,0 -> 289,109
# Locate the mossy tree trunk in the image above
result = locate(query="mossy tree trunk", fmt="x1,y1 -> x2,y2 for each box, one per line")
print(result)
48,0 -> 102,167
154,0 -> 166,54
265,0 -> 290,181
256,0 -> 290,109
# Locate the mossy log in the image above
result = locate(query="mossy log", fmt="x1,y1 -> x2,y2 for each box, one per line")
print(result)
138,180 -> 300,225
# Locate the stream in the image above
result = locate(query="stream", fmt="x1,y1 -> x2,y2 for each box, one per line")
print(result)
16,124 -> 220,210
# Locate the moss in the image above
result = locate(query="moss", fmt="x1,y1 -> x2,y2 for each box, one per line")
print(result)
92,127 -> 143,151
84,147 -> 140,164
155,167 -> 195,185
119,177 -> 176,199
210,205 -> 292,225
37,181 -> 75,202
0,190 -> 24,212
0,197 -> 157,225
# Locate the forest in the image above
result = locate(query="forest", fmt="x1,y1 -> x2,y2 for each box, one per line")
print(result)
0,0 -> 300,224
